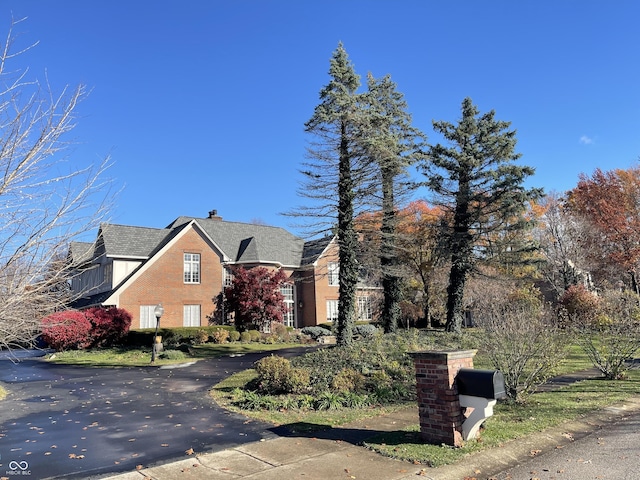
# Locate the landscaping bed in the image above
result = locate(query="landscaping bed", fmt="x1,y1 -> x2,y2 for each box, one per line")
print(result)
208,329 -> 640,466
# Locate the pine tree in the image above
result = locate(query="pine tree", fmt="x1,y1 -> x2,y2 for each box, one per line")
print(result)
422,98 -> 542,332
361,73 -> 425,332
300,43 -> 364,346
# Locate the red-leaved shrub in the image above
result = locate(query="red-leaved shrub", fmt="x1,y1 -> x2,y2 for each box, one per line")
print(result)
41,310 -> 94,351
559,284 -> 601,324
86,307 -> 132,347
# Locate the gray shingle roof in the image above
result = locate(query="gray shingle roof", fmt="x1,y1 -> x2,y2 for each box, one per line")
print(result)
80,217 -> 326,269
169,216 -> 305,267
301,236 -> 333,266
99,224 -> 172,258
68,241 -> 94,266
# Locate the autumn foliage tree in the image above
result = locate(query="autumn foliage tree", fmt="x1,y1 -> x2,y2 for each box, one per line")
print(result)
224,267 -> 288,332
567,166 -> 640,293
395,201 -> 448,327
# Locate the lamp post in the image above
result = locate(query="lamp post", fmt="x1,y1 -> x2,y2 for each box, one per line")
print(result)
151,304 -> 164,363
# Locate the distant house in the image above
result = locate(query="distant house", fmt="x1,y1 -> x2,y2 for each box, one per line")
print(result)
68,211 -> 380,329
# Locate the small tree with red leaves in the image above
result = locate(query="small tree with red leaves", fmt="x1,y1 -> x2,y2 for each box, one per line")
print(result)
41,310 -> 94,351
224,267 -> 288,332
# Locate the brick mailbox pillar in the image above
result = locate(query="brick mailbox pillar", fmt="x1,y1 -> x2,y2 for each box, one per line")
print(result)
410,350 -> 477,447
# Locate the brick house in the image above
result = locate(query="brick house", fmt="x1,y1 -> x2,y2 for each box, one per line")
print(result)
68,211 -> 380,329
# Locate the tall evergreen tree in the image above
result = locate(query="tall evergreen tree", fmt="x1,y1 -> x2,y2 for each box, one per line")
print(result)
421,98 -> 542,332
299,43 -> 364,346
362,74 -> 425,332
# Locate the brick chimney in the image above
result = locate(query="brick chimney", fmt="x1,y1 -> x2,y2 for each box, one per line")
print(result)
208,209 -> 222,221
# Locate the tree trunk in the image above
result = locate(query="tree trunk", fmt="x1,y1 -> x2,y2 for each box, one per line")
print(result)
381,168 -> 401,333
423,282 -> 432,328
336,120 -> 357,346
631,270 -> 639,296
445,259 -> 468,333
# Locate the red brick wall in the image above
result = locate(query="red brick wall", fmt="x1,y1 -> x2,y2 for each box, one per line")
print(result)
312,241 -> 339,325
119,228 -> 223,328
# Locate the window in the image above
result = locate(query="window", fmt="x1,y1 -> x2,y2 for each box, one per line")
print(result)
183,305 -> 201,327
223,267 -> 234,287
326,299 -> 339,322
357,296 -> 372,321
140,305 -> 157,329
103,262 -> 112,285
184,253 -> 200,283
328,262 -> 339,286
281,283 -> 295,328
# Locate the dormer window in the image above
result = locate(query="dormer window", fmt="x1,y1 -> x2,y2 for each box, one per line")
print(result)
184,253 -> 200,284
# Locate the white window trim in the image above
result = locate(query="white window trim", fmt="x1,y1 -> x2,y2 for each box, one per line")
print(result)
183,304 -> 201,327
326,299 -> 339,323
328,262 -> 339,286
184,253 -> 201,284
281,283 -> 295,328
140,305 -> 157,329
357,296 -> 372,321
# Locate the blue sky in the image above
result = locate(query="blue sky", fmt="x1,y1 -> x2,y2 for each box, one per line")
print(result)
3,1 -> 639,236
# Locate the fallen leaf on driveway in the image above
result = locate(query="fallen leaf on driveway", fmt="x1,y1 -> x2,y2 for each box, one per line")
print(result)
185,448 -> 194,455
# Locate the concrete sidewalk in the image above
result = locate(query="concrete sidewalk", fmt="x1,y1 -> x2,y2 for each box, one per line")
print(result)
99,393 -> 640,480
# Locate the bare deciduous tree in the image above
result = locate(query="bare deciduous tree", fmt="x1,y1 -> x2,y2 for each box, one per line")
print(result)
0,17 -> 113,351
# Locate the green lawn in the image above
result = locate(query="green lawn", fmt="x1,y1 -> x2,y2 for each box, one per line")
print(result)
364,370 -> 640,466
47,343 -> 309,367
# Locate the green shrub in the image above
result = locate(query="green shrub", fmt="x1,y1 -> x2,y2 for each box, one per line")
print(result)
159,350 -> 187,360
342,391 -> 372,409
301,326 -> 330,340
331,368 -> 365,393
253,355 -> 311,394
240,331 -> 252,343
229,330 -> 241,342
261,334 -> 278,344
314,391 -> 343,410
354,324 -> 378,338
248,330 -> 261,342
254,355 -> 292,394
285,367 -> 311,394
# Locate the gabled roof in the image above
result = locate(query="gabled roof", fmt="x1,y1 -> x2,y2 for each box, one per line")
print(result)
168,216 -> 305,267
98,224 -> 172,258
301,236 -> 334,266
68,241 -> 94,266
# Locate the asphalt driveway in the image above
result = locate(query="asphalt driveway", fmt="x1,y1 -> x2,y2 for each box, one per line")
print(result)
0,349 -> 306,479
